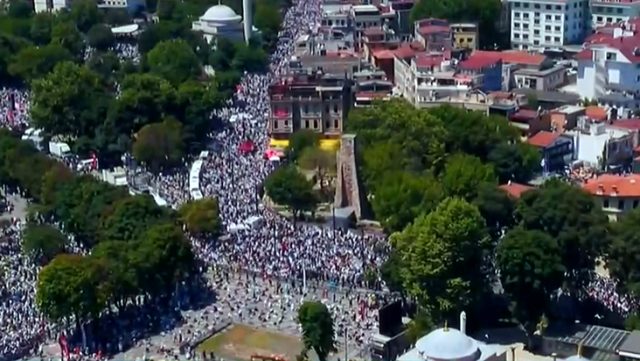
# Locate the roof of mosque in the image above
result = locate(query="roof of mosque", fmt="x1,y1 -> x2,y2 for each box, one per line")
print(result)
415,326 -> 480,360
201,5 -> 242,22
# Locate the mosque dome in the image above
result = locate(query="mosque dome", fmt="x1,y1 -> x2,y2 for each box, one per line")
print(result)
201,5 -> 242,22
415,326 -> 480,361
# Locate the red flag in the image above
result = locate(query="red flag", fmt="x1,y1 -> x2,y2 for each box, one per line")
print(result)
6,110 -> 14,125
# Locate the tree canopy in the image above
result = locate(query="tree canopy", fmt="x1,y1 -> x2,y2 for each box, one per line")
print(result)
178,198 -> 222,237
147,39 -> 201,85
264,165 -> 318,221
497,228 -> 565,330
132,117 -> 185,172
298,301 -> 336,361
608,208 -> 640,297
390,197 -> 490,319
516,179 -> 608,284
22,223 -> 68,266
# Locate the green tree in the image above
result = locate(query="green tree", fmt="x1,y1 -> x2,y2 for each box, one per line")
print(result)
51,21 -> 84,56
8,44 -> 73,83
347,99 -> 447,173
0,34 -> 31,81
7,0 -> 33,18
36,254 -> 106,323
87,24 -> 115,51
99,194 -> 170,242
70,0 -> 101,32
231,42 -> 268,72
473,183 -> 515,240
488,143 -> 541,183
608,208 -> 640,297
86,50 -> 120,80
22,223 -> 68,266
497,228 -> 565,331
253,0 -> 282,48
31,62 -> 109,137
157,0 -> 177,20
40,163 -> 74,206
147,39 -> 201,85
91,240 -> 138,308
429,106 -> 518,160
371,172 -> 443,233
30,12 -> 54,45
441,153 -> 496,201
178,198 -> 222,237
132,117 -> 185,171
264,165 -> 318,221
390,197 -> 490,318
133,223 -> 195,295
108,73 -> 177,135
209,37 -> 236,71
177,81 -> 224,150
298,147 -> 336,199
287,129 -> 320,161
298,301 -> 336,361
517,180 -> 608,285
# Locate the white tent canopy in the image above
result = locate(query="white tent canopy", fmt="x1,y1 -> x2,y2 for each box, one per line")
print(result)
111,24 -> 140,36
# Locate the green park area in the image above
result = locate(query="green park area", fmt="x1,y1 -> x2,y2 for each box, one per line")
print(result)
197,324 -> 302,361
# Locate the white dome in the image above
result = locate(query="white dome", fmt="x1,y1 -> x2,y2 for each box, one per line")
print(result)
415,327 -> 479,361
201,5 -> 242,22
564,356 -> 590,361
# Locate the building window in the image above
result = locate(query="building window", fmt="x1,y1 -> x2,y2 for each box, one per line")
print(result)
555,15 -> 561,21
554,36 -> 561,42
333,104 -> 339,113
597,16 -> 603,22
273,121 -> 278,129
546,14 -> 551,20
514,33 -> 520,38
545,36 -> 551,41
555,5 -> 561,10
545,25 -> 551,30
555,25 -> 561,31
604,198 -> 610,208
514,22 -> 521,28
607,17 -> 613,23
534,3 -> 540,8
313,119 -> 318,128
617,8 -> 623,14
634,200 -> 639,208
534,29 -> 540,35
607,52 -> 617,61
325,120 -> 330,129
334,119 -> 339,128
304,119 -> 309,128
618,200 -> 625,210
304,104 -> 309,113
545,4 -> 551,9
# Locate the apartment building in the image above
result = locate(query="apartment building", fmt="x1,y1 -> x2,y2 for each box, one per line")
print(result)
576,20 -> 640,117
508,0 -> 589,50
591,0 -> 640,28
414,19 -> 453,52
451,23 -> 480,50
394,53 -> 492,112
268,71 -> 353,142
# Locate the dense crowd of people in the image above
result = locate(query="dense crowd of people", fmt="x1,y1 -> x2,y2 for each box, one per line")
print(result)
585,274 -> 636,317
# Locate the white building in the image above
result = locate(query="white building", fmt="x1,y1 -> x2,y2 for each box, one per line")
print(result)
508,0 -> 588,50
34,0 -> 70,13
191,4 -> 258,44
590,0 -> 640,28
576,20 -> 640,117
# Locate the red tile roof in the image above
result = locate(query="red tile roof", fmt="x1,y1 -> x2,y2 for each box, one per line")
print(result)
527,131 -> 561,148
363,27 -> 385,36
471,50 -> 546,66
499,182 -> 535,199
612,118 -> 640,130
418,25 -> 451,36
511,109 -> 539,121
582,30 -> 640,63
414,53 -> 444,68
583,174 -> 640,197
459,52 -> 501,70
585,106 -> 607,122
356,91 -> 391,99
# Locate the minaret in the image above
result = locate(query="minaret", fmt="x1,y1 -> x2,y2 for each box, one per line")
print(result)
460,311 -> 467,335
243,0 -> 252,44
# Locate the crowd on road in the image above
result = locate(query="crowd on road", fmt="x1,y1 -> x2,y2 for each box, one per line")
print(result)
585,274 -> 636,317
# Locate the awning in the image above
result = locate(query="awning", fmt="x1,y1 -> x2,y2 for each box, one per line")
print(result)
268,138 -> 341,151
269,138 -> 289,148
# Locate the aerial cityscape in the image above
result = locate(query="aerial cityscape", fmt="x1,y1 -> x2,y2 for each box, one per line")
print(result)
3,0 -> 640,360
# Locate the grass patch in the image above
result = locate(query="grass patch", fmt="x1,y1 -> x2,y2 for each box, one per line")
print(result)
197,324 -> 302,361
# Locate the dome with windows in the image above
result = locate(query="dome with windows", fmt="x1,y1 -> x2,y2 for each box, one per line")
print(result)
415,325 -> 481,361
200,4 -> 242,23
